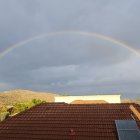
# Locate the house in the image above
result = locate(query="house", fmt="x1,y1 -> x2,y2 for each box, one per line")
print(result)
0,102 -> 140,140
55,95 -> 121,103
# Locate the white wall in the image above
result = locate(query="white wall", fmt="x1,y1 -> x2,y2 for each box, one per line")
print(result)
55,95 -> 121,103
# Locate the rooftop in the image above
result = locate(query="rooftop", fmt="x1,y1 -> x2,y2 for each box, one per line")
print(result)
70,100 -> 108,104
0,103 -> 140,140
55,95 -> 121,103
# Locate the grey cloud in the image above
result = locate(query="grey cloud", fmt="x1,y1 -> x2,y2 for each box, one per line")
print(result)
0,0 -> 140,98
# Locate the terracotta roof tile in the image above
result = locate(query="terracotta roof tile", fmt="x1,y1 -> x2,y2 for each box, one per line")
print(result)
0,103 -> 140,140
70,100 -> 108,104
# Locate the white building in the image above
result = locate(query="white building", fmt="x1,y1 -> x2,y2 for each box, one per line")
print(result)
55,95 -> 121,104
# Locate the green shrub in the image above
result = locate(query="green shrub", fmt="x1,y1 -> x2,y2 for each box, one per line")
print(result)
0,99 -> 46,121
14,103 -> 28,113
6,106 -> 15,115
0,112 -> 10,121
12,99 -> 46,114
32,99 -> 45,105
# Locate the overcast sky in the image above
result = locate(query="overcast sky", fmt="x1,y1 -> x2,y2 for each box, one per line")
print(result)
0,0 -> 140,98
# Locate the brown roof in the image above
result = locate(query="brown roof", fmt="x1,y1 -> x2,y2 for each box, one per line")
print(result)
70,100 -> 108,104
0,103 -> 140,140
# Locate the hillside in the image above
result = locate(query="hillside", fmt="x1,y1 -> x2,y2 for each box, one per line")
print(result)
122,99 -> 140,105
0,90 -> 60,105
0,90 -> 140,106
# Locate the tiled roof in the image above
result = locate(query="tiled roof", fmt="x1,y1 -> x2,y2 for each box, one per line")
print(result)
0,103 -> 140,140
70,100 -> 108,104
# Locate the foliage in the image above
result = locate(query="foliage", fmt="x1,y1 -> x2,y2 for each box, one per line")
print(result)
13,99 -> 45,114
0,99 -> 46,122
0,112 -> 10,121
0,90 -> 58,105
32,99 -> 46,105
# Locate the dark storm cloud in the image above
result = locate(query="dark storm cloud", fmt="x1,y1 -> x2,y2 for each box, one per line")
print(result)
0,0 -> 140,98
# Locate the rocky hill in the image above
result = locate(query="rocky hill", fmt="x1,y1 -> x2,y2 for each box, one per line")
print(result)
0,90 -> 60,105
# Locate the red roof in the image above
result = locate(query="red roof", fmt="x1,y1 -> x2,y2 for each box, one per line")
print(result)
70,100 -> 108,104
0,103 -> 140,140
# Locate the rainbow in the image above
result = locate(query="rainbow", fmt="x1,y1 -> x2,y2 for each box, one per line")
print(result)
0,31 -> 140,58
